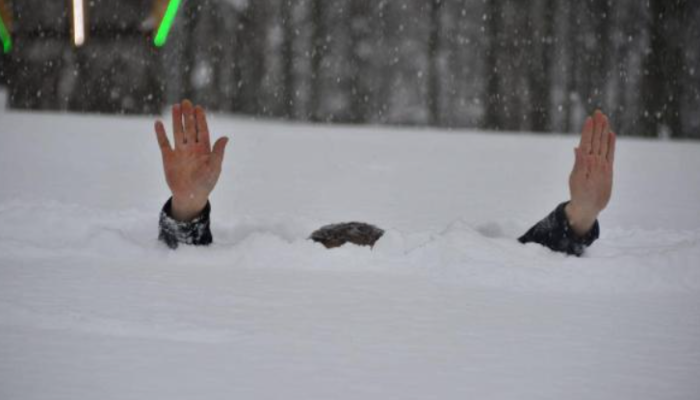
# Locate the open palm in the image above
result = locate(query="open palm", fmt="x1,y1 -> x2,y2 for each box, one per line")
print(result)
155,100 -> 229,221
567,110 -> 616,235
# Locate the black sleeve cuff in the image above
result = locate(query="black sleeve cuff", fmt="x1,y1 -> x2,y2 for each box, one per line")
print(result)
518,201 -> 599,256
158,197 -> 213,249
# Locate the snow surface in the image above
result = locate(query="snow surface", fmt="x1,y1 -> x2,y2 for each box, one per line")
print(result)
1,94 -> 700,399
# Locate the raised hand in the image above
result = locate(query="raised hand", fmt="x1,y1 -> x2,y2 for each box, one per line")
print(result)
155,100 -> 229,221
566,110 -> 616,237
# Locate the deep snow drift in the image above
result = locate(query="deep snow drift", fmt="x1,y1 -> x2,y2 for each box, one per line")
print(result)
1,97 -> 699,399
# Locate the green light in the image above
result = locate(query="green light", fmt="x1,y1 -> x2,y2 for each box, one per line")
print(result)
0,15 -> 11,54
154,0 -> 182,48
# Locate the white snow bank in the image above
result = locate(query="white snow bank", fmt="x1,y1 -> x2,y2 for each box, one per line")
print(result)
1,200 -> 699,294
1,103 -> 700,400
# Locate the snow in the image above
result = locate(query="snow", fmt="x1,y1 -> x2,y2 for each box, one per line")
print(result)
1,95 -> 700,399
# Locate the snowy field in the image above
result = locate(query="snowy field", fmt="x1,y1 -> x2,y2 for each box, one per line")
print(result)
1,92 -> 700,399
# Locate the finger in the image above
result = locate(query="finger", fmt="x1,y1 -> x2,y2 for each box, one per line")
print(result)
579,116 -> 594,154
172,104 -> 185,147
585,154 -> 595,175
212,137 -> 229,168
600,114 -> 611,157
155,121 -> 172,154
572,147 -> 583,173
592,110 -> 604,155
606,131 -> 616,164
195,106 -> 211,150
182,99 -> 197,144
580,148 -> 594,176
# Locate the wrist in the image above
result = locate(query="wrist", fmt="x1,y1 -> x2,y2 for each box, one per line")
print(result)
565,201 -> 598,237
171,195 -> 208,222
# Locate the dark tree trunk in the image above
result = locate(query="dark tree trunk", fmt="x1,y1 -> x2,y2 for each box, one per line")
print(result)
641,0 -> 687,138
229,10 -> 245,113
579,0 -> 611,111
280,0 -> 295,119
483,0 -> 503,130
595,0 -> 611,107
427,0 -> 442,127
564,1 -> 580,132
309,0 -> 325,122
528,0 -> 555,132
347,0 -> 372,124
181,0 -> 197,102
237,1 -> 267,115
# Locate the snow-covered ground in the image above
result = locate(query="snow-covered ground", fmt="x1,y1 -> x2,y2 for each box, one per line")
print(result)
1,94 -> 700,399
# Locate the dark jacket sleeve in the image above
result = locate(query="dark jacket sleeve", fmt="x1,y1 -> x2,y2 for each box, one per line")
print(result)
158,197 -> 213,249
518,202 -> 599,257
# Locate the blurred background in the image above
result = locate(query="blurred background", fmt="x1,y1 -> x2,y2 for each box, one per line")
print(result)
0,0 -> 698,138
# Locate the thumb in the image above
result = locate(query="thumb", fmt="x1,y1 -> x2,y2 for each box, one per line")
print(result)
155,121 -> 172,154
212,137 -> 229,167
